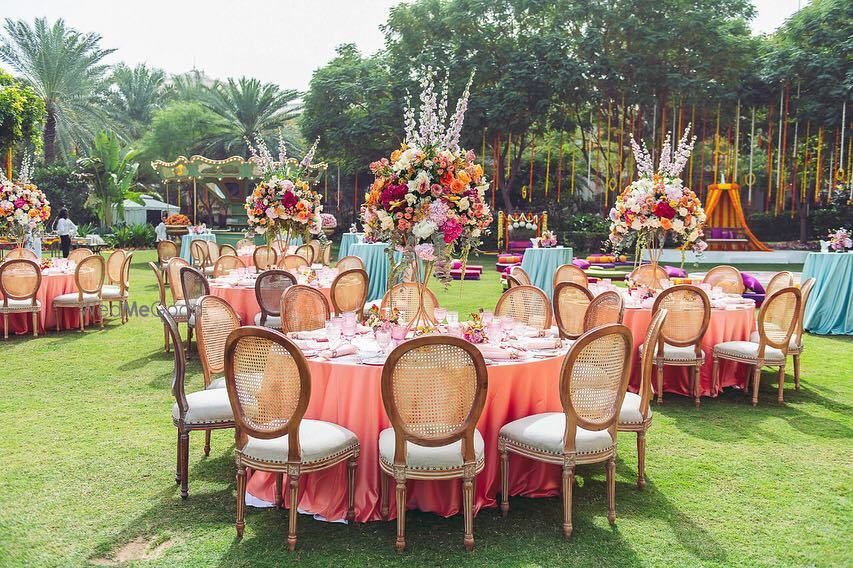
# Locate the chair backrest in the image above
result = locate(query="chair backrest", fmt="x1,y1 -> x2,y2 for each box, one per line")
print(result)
381,282 -> 440,325
148,261 -> 167,306
157,241 -> 178,264
794,277 -> 816,347
75,254 -> 105,298
637,309 -> 667,421
629,264 -> 669,289
321,242 -> 332,266
67,248 -> 93,264
381,336 -> 488,467
495,284 -> 553,330
254,269 -> 296,324
765,271 -> 794,298
308,239 -> 322,263
294,244 -> 315,264
106,249 -> 127,285
279,254 -> 309,270
6,247 -> 37,261
236,238 -> 255,250
212,256 -> 246,277
179,265 -> 210,306
224,326 -> 311,456
167,257 -> 190,302
651,285 -> 710,355
195,295 -> 241,385
280,285 -> 330,332
330,268 -> 369,319
559,324 -> 633,449
553,282 -> 594,339
509,266 -> 532,286
253,245 -> 278,271
118,252 -> 133,294
156,305 -> 188,418
553,263 -> 588,289
190,240 -> 210,268
756,287 -> 801,356
0,259 -> 41,307
206,240 -> 220,263
702,265 -> 744,294
219,244 -> 237,257
583,291 -> 624,331
337,256 -> 364,272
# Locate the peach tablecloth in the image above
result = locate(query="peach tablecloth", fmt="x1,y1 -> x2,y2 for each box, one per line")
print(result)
622,306 -> 756,397
210,284 -> 332,325
1,272 -> 92,334
237,254 -> 255,268
246,356 -> 570,523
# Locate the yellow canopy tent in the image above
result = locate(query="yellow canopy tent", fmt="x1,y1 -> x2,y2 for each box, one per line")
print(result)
703,183 -> 771,251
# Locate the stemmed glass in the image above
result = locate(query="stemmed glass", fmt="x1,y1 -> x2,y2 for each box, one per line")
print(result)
501,316 -> 515,341
375,329 -> 392,354
433,307 -> 448,325
325,318 -> 342,350
341,312 -> 357,344
481,310 -> 494,326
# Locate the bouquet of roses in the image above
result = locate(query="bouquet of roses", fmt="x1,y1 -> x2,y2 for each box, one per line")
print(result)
828,227 -> 851,251
245,133 -> 326,244
608,125 -> 706,256
539,230 -> 558,248
361,68 -> 493,284
462,312 -> 487,344
364,304 -> 401,331
0,156 -> 51,246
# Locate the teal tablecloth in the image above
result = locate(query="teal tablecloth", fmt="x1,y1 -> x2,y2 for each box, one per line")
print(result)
179,233 -> 217,261
802,252 -> 853,335
350,242 -> 392,303
338,233 -> 364,260
520,246 -> 573,299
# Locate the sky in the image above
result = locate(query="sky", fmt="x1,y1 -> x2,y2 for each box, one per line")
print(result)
0,0 -> 806,92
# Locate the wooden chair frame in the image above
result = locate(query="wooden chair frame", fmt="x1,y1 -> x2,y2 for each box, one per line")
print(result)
190,239 -> 210,269
149,261 -> 178,352
336,256 -> 364,272
280,285 -> 330,333
702,265 -> 744,294
583,290 -> 624,331
379,336 -> 488,552
253,245 -> 278,272
494,284 -> 553,331
553,282 -> 593,339
765,271 -> 794,298
6,247 -> 38,261
212,256 -> 247,277
103,252 -> 133,324
54,253 -> 105,332
553,264 -> 588,289
157,241 -> 178,283
330,268 -> 369,320
219,244 -> 237,257
179,265 -> 210,353
788,278 -> 815,390
67,247 -> 93,265
0,258 -> 42,339
628,264 -> 669,289
253,269 -> 296,327
294,244 -> 315,264
279,254 -> 309,271
509,266 -> 532,286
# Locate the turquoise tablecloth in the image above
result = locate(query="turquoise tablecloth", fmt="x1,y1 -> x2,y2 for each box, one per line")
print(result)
179,233 -> 217,261
520,246 -> 573,299
338,233 -> 364,260
349,242 -> 391,303
802,252 -> 853,335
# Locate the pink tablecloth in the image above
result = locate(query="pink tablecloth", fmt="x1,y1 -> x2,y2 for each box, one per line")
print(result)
238,254 -> 255,268
246,356 -> 569,523
210,284 -> 333,325
1,272 -> 93,334
623,306 -> 756,397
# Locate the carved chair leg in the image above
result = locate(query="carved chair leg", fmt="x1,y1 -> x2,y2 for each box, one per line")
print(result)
235,463 -> 247,538
55,307 -> 60,332
346,455 -> 357,523
777,365 -> 786,404
395,477 -> 407,552
607,455 -> 617,524
204,430 -> 211,456
656,364 -> 664,404
98,304 -> 104,329
186,325 -> 193,354
636,431 -> 646,490
462,473 -> 475,552
274,473 -> 283,510
751,365 -> 762,406
793,354 -> 801,390
164,323 -> 171,353
2,313 -> 7,339
175,429 -> 181,484
712,356 -> 720,395
693,365 -> 701,408
499,447 -> 510,517
79,306 -> 85,332
32,311 -> 38,337
288,470 -> 300,551
561,463 -> 574,538
380,471 -> 390,520
179,432 -> 189,499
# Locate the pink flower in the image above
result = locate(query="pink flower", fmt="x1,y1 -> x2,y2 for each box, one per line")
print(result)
380,184 -> 407,210
281,191 -> 298,208
415,243 -> 436,261
441,218 -> 463,243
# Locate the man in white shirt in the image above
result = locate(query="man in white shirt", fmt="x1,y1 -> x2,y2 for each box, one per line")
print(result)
55,208 -> 77,258
155,212 -> 169,242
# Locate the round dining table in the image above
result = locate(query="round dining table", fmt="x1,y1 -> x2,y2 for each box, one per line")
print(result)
0,268 -> 93,334
801,252 -> 853,335
210,282 -> 333,325
179,233 -> 217,261
338,232 -> 364,260
520,246 -> 573,299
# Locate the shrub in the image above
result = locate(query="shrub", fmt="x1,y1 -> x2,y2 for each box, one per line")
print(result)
106,224 -> 156,248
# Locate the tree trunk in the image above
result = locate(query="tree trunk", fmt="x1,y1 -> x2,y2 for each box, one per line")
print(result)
43,106 -> 57,164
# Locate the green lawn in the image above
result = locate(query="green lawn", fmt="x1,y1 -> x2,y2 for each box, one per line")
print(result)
0,249 -> 850,567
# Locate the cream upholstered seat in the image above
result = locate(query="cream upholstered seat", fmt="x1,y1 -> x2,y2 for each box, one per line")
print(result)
242,420 -> 358,465
207,377 -> 226,389
254,313 -> 281,328
378,428 -> 485,471
639,342 -> 703,361
172,389 -> 233,425
53,292 -> 100,304
2,298 -> 42,310
53,254 -> 105,332
499,413 -> 613,456
618,393 -> 647,425
713,340 -> 786,364
0,258 -> 43,339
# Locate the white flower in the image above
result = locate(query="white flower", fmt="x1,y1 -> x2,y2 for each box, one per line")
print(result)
412,220 -> 438,239
457,197 -> 470,211
671,219 -> 684,233
404,193 -> 417,206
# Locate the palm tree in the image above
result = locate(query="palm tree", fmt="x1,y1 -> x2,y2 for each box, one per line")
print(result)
107,63 -> 166,138
77,130 -> 144,228
0,18 -> 115,162
202,77 -> 302,155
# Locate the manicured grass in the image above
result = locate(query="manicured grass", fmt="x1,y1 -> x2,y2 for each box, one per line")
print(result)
0,249 -> 850,567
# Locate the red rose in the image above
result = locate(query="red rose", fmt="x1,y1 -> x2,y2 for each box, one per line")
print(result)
653,201 -> 676,219
281,191 -> 298,208
380,184 -> 407,210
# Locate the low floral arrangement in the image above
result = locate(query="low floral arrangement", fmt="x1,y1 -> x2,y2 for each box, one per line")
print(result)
361,68 -> 493,284
244,133 -> 326,244
349,223 -> 359,233
462,312 -> 487,344
828,227 -> 851,251
40,258 -> 53,271
165,213 -> 191,226
189,223 -> 208,235
0,156 -> 51,246
608,125 -> 706,257
320,213 -> 337,229
539,230 -> 557,248
364,304 -> 401,331
413,323 -> 437,336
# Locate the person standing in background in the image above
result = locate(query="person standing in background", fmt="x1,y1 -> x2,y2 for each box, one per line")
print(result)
155,212 -> 169,242
56,208 -> 77,258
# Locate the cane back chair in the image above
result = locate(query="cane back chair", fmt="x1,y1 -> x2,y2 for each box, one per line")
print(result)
253,245 -> 278,272
67,247 -> 93,265
506,265 -> 532,289
280,285 -> 330,333
583,290 -> 624,331
206,241 -> 221,265
236,238 -> 255,250
553,263 -> 589,289
53,253 -> 105,332
380,282 -> 439,326
553,282 -> 593,339
629,264 -> 669,289
330,268 -> 369,320
254,269 -> 296,329
179,265 -> 210,352
219,244 -> 237,257
495,284 -> 552,330
157,240 -> 178,283
294,244 -> 315,264
102,252 -> 133,323
0,259 -> 42,338
765,271 -> 794,298
702,265 -> 744,294
212,255 -> 247,278
5,247 -> 38,261
337,255 -> 364,272
106,249 -> 127,285
150,261 -> 181,352
279,254 -> 309,271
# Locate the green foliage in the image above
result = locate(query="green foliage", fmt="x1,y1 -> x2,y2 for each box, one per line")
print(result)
30,163 -> 95,225
748,206 -> 853,242
105,223 -> 155,248
76,130 -> 143,228
75,222 -> 97,237
0,68 -> 45,153
106,63 -> 166,139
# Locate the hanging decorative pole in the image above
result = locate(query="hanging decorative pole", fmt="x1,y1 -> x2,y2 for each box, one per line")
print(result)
815,127 -> 823,204
699,109 -> 707,198
618,96 -> 626,190
775,87 -> 784,214
544,137 -> 551,197
747,107 -> 756,205
324,168 -> 328,203
492,132 -> 499,210
605,100 -> 612,207
192,178 -> 198,225
571,139 -> 577,195
791,86 -> 800,215
733,99 -> 741,183
506,132 -> 512,181
528,135 -> 535,202
802,121 -> 811,204
651,101 -> 657,165
336,165 -> 341,212
587,112 -> 592,192
556,131 -> 563,202
765,105 -> 774,212
353,171 -> 358,222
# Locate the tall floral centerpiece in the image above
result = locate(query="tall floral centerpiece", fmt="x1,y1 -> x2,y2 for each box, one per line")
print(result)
608,125 -> 706,276
244,134 -> 326,247
0,155 -> 51,247
361,68 -> 493,326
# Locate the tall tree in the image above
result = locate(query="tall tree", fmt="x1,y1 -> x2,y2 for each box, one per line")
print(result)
202,77 -> 301,155
77,130 -> 144,228
0,18 -> 115,162
107,63 -> 166,138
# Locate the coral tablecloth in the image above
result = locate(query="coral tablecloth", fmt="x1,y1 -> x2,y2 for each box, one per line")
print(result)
520,246 -> 573,299
210,284 -> 332,325
246,356 -> 574,522
802,252 -> 853,335
622,306 -> 755,397
1,272 -> 93,334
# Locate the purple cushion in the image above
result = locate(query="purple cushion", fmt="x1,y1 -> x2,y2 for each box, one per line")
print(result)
572,258 -> 591,269
664,265 -> 687,278
450,259 -> 462,269
741,272 -> 764,294
742,292 -> 765,307
592,262 -> 616,269
710,228 -> 722,239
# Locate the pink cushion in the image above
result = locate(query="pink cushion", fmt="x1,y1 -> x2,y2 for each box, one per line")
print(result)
664,265 -> 687,278
572,258 -> 591,269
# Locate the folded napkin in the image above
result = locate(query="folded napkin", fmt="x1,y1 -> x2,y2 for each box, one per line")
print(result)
289,329 -> 327,341
475,344 -> 523,361
318,344 -> 358,359
523,337 -> 562,350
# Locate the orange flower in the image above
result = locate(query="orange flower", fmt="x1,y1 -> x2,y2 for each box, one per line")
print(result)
28,209 -> 38,218
456,171 -> 471,185
450,178 -> 466,194
660,218 -> 673,231
391,150 -> 402,162
471,164 -> 483,181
